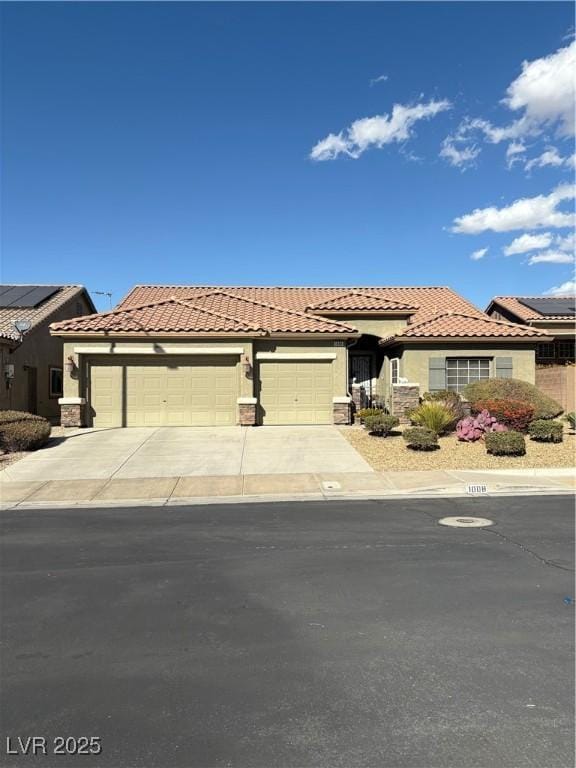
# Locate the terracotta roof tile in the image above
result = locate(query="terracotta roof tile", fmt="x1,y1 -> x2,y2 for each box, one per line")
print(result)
306,290 -> 419,312
52,285 -> 547,341
489,296 -> 576,322
380,312 -> 550,344
119,285 -> 484,325
51,291 -> 357,335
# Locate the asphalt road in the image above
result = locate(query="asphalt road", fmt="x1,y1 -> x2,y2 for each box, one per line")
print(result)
1,496 -> 574,768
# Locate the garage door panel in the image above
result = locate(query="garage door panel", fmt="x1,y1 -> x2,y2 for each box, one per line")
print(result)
259,360 -> 333,425
90,356 -> 238,428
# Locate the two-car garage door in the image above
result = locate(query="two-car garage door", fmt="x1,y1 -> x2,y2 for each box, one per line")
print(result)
89,356 -> 335,427
89,357 -> 239,428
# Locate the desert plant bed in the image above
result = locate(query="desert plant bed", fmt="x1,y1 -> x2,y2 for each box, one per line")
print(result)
341,425 -> 576,471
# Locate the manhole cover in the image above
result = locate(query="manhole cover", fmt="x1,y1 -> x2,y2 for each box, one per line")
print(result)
438,516 -> 494,528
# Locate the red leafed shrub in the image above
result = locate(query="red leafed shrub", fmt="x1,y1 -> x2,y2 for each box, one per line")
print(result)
471,399 -> 534,432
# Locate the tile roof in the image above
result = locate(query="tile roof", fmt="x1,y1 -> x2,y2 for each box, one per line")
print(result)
489,296 -> 576,322
0,285 -> 91,342
119,285 -> 484,325
306,291 -> 419,312
52,285 -> 547,341
51,290 -> 357,335
380,312 -> 550,344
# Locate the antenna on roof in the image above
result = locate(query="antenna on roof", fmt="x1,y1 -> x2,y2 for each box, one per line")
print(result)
93,290 -> 113,309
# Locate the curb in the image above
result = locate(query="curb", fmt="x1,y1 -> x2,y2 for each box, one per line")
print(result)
2,485 -> 574,511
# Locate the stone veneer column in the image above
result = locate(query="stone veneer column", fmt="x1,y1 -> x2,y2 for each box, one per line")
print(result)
332,396 -> 352,425
351,384 -> 366,413
237,397 -> 257,426
58,397 -> 87,427
391,384 -> 420,424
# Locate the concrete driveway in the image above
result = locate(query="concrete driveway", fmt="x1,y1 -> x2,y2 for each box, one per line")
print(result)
1,426 -> 372,482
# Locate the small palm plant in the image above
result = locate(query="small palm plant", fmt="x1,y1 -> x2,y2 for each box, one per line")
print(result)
564,412 -> 575,431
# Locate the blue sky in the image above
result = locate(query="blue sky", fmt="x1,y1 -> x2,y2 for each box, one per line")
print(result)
2,2 -> 574,312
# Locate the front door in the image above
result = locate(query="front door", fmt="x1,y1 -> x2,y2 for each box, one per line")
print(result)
350,355 -> 372,400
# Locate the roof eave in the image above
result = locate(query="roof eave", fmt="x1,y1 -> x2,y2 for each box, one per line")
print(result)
49,329 -> 360,339
379,334 -> 548,347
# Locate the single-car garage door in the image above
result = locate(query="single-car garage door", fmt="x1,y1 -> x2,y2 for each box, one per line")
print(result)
258,360 -> 333,425
89,356 -> 239,428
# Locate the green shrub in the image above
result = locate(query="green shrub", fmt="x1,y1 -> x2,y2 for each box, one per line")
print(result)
402,426 -> 438,450
564,412 -> 576,430
355,407 -> 384,423
409,401 -> 458,435
422,390 -> 466,421
485,430 -> 526,456
0,411 -> 51,452
528,419 -> 564,443
463,378 -> 562,420
0,409 -> 44,425
363,414 -> 399,436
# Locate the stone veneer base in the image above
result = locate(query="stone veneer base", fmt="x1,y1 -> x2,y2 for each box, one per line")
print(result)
391,383 -> 420,424
60,404 -> 86,428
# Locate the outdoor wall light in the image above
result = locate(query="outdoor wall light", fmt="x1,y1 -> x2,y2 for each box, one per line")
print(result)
243,356 -> 253,378
65,355 -> 78,375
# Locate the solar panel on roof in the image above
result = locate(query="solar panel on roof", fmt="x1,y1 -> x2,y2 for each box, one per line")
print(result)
0,285 -> 60,308
519,297 -> 576,316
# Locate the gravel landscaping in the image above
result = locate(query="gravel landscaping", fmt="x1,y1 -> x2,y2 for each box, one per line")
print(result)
341,425 -> 576,471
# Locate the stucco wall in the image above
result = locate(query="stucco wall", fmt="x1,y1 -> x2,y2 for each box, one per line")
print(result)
0,293 -> 93,421
336,316 -> 408,338
398,344 -> 536,394
376,344 -> 537,407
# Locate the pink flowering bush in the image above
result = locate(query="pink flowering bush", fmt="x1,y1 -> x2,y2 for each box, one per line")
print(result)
456,410 -> 507,442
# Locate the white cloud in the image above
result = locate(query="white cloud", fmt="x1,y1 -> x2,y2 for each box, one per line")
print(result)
557,232 -> 576,252
528,251 -> 575,265
309,133 -> 352,162
525,146 -> 575,172
440,136 -> 480,168
310,99 -> 451,161
452,184 -> 576,234
504,40 -> 575,136
369,74 -> 388,87
506,141 -> 527,168
470,247 -> 488,261
504,232 -> 553,255
544,279 -> 576,295
441,41 -> 576,168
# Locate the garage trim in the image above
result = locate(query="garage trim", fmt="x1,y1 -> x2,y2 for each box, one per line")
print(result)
75,345 -> 244,355
256,352 -> 337,361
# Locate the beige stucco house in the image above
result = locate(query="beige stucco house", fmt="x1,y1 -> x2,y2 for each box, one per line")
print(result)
0,285 -> 95,422
50,285 -> 549,428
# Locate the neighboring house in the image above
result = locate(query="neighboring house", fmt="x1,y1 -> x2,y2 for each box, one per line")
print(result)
486,295 -> 575,412
50,285 -> 549,428
0,285 -> 96,422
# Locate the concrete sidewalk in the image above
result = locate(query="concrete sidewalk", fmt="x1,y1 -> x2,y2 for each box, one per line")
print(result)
1,467 -> 574,509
